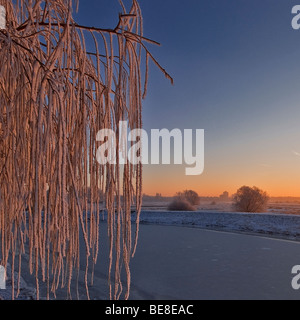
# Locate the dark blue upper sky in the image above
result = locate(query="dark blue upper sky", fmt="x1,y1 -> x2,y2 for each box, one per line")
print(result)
75,1 -> 300,196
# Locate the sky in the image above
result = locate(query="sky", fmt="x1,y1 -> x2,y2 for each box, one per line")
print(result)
76,0 -> 300,197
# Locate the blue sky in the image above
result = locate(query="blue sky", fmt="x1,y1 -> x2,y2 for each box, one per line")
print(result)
75,1 -> 300,196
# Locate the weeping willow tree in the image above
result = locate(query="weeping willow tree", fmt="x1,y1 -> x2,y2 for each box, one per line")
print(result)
0,0 -> 172,300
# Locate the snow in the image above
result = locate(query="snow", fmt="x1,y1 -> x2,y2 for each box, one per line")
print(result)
135,210 -> 300,240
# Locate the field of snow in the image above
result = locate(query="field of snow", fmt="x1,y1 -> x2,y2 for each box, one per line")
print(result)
136,199 -> 300,241
136,210 -> 300,241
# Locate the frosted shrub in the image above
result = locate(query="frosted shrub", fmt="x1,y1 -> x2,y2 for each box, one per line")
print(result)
233,186 -> 269,213
168,198 -> 196,211
168,190 -> 200,211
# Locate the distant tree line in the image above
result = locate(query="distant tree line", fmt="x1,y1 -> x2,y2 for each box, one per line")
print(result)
166,186 -> 269,213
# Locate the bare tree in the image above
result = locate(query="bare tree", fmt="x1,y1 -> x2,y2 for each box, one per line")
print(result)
0,0 -> 172,300
233,186 -> 269,213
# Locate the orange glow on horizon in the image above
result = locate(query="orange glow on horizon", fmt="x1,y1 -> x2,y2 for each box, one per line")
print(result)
142,164 -> 300,198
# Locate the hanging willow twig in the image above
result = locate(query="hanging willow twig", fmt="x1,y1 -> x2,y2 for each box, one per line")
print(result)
0,0 -> 172,300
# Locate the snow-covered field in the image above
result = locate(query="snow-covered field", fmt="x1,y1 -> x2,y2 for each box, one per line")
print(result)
137,210 -> 300,241
136,200 -> 300,241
